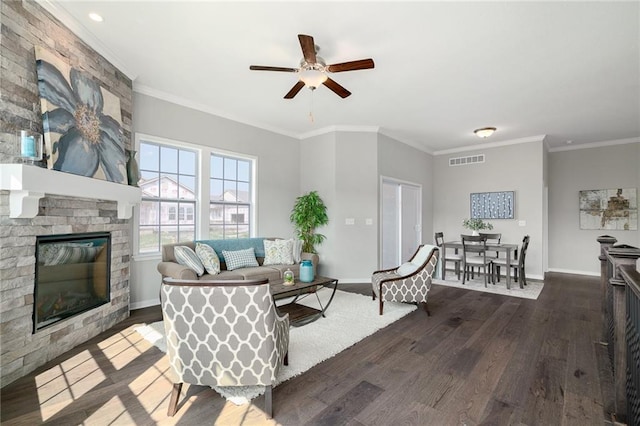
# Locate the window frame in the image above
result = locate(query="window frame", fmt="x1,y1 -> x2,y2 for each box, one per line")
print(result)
209,152 -> 253,239
133,133 -> 257,259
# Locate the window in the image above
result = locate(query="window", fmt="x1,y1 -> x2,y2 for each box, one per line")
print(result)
209,154 -> 252,239
138,141 -> 197,253
134,135 -> 256,255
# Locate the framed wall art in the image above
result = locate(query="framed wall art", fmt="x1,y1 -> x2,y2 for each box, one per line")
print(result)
470,191 -> 515,219
579,188 -> 637,230
34,46 -> 127,184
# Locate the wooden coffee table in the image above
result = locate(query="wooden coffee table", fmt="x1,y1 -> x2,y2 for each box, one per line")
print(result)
270,276 -> 338,326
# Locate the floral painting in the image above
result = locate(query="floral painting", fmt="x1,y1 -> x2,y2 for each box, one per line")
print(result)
34,47 -> 127,184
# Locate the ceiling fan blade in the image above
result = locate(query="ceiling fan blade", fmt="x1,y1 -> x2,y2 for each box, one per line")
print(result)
326,58 -> 375,73
284,81 -> 306,99
250,65 -> 297,72
323,77 -> 351,98
298,34 -> 317,64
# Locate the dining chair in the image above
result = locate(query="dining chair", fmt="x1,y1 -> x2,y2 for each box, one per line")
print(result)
434,232 -> 462,280
461,234 -> 493,287
479,232 -> 502,277
494,235 -> 530,288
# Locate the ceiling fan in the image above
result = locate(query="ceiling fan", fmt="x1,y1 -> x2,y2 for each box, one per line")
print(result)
250,34 -> 375,99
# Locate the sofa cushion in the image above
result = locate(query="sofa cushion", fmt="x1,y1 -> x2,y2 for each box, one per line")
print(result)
195,242 -> 220,275
174,246 -> 205,276
195,238 -> 266,262
292,239 -> 303,263
232,266 -> 282,281
263,239 -> 294,265
397,262 -> 419,276
222,248 -> 259,270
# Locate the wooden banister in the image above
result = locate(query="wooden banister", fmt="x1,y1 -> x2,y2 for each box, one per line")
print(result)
598,236 -> 640,424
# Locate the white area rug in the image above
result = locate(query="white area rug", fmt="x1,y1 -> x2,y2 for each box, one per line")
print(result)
135,288 -> 416,405
432,273 -> 543,300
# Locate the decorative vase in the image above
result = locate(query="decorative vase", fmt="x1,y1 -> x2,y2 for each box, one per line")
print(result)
17,130 -> 43,165
283,269 -> 294,285
300,260 -> 314,283
472,230 -> 480,236
126,149 -> 140,187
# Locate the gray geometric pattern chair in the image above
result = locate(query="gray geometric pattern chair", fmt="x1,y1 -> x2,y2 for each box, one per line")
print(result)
371,245 -> 439,315
160,278 -> 289,418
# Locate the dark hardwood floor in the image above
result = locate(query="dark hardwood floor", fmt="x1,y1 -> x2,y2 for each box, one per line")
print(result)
1,273 -> 614,425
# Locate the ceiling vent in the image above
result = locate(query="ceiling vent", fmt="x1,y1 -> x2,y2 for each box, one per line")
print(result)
449,154 -> 485,167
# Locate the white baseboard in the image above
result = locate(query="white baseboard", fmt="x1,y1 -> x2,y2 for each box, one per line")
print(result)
547,268 -> 599,277
130,298 -> 160,310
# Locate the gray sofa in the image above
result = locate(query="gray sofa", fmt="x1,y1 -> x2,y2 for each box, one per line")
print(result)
157,237 -> 319,281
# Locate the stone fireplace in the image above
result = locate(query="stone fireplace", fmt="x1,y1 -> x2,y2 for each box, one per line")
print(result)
1,0 -> 137,388
0,165 -> 141,387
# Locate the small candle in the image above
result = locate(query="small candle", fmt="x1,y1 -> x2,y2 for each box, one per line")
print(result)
21,135 -> 36,158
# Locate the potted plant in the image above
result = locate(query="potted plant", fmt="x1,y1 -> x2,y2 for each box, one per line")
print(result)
462,218 -> 494,235
290,191 -> 329,253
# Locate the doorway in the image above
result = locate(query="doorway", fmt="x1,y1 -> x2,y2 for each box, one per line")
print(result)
380,178 -> 422,269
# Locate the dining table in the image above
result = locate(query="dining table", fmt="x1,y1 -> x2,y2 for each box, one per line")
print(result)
442,241 -> 520,289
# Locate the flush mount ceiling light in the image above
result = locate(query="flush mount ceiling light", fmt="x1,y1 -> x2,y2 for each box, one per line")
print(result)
88,12 -> 103,22
474,127 -> 497,138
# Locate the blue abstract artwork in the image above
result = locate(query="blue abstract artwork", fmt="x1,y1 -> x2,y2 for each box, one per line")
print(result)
470,191 -> 515,219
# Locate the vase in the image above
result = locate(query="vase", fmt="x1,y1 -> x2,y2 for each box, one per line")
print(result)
126,149 -> 140,187
472,230 -> 479,236
300,260 -> 314,282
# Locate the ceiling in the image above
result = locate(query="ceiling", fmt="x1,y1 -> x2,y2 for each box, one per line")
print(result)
44,1 -> 639,153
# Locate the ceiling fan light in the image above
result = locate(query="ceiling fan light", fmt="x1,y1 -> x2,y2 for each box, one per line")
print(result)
474,127 -> 497,138
299,69 -> 328,88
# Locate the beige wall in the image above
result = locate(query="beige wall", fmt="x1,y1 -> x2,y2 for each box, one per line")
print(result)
548,142 -> 640,275
433,140 -> 545,279
377,133 -> 434,258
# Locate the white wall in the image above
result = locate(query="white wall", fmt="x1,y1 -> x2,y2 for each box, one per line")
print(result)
548,142 -> 640,275
433,140 -> 545,279
130,93 -> 301,308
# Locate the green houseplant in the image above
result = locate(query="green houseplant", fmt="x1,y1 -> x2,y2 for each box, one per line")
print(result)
462,218 -> 494,234
290,191 -> 329,254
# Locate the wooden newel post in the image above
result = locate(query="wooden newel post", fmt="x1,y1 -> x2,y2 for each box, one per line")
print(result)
606,243 -> 640,422
598,235 -> 617,340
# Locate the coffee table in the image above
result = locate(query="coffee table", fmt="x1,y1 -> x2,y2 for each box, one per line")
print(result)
270,276 -> 338,326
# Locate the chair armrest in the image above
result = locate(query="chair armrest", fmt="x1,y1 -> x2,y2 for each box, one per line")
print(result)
157,261 -> 197,280
372,266 -> 399,275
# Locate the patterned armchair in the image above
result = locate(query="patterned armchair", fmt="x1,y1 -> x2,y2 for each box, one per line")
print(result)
160,278 -> 289,418
371,245 -> 439,315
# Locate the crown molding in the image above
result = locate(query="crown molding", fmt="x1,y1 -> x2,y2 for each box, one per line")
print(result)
298,125 -> 380,140
134,84 -> 299,139
433,135 -> 547,156
377,128 -> 434,155
548,137 -> 640,153
36,0 -> 137,80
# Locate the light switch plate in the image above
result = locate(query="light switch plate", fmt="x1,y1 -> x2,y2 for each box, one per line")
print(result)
365,218 -> 373,225
345,218 -> 355,225
518,220 -> 526,226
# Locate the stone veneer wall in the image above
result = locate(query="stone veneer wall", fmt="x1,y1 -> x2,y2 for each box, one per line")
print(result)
1,1 -> 134,387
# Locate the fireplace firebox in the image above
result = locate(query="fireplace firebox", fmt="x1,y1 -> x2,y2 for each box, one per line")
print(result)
34,232 -> 111,332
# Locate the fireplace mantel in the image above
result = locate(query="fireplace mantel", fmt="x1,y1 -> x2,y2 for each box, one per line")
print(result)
0,164 -> 141,219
